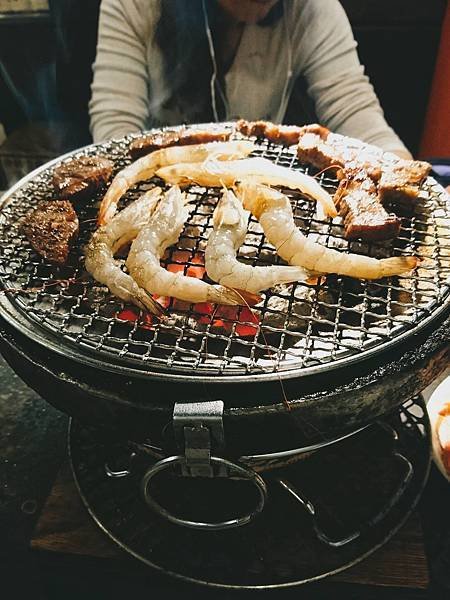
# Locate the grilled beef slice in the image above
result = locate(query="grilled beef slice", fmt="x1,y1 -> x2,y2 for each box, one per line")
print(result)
296,126 -> 431,239
297,126 -> 384,177
379,160 -> 431,208
52,156 -> 113,202
129,128 -> 231,158
236,119 -> 303,146
21,200 -> 79,264
335,171 -> 401,241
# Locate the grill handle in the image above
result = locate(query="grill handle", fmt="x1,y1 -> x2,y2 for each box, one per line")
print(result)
141,454 -> 268,530
276,422 -> 414,547
140,400 -> 268,530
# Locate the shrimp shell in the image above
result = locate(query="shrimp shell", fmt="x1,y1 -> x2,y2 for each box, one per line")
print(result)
98,140 -> 255,225
236,182 -> 418,280
126,186 -> 248,306
156,156 -> 337,217
85,187 -> 164,314
205,188 -> 309,293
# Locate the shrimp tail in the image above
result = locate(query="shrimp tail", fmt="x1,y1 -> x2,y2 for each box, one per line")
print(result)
226,288 -> 262,307
134,289 -> 166,316
98,176 -> 128,226
206,286 -> 261,306
379,256 -> 419,277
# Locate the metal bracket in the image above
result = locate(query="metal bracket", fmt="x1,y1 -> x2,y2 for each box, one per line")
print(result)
140,399 -> 268,528
173,400 -> 226,477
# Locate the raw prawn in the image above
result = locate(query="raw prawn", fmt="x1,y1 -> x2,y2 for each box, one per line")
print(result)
127,186 -> 255,306
156,156 -> 337,217
98,140 -> 255,225
85,187 -> 164,314
236,182 -> 418,279
205,188 -> 309,293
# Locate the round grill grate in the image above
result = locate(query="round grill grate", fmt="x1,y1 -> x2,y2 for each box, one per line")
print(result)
0,124 -> 449,379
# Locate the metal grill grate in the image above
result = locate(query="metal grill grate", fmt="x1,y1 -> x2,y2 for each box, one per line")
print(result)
0,125 -> 449,378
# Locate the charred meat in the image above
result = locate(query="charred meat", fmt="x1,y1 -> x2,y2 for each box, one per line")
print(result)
21,200 -> 79,264
335,170 -> 401,241
236,119 -> 303,146
379,160 -> 431,208
297,124 -> 431,199
52,156 -> 113,202
296,125 -> 384,177
296,124 -> 431,240
129,128 -> 231,158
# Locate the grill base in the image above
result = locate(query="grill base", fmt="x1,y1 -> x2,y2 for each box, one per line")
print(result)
69,397 -> 430,589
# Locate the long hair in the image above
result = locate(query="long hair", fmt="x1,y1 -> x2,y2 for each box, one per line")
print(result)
154,0 -> 284,121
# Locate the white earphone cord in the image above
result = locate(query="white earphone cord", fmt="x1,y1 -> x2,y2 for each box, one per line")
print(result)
202,0 -> 293,124
202,0 -> 229,122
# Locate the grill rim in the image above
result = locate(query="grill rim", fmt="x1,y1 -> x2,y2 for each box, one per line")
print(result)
0,128 -> 449,383
0,281 -> 449,384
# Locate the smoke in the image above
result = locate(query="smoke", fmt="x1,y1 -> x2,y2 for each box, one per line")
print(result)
0,2 -> 99,165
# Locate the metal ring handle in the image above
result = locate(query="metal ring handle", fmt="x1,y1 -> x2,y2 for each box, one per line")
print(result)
141,455 -> 268,530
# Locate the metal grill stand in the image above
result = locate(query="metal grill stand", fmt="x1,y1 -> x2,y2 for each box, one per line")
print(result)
69,396 -> 431,589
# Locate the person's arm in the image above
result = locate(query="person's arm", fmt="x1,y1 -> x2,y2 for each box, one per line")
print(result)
89,0 -> 155,142
294,0 -> 412,158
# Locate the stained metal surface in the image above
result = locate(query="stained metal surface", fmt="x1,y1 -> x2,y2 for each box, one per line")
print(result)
0,123 -> 449,381
69,396 -> 431,589
0,309 -> 448,452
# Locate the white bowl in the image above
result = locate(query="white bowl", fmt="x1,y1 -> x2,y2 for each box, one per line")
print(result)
427,375 -> 450,482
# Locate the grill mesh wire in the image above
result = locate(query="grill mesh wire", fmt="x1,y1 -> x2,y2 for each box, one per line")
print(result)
0,129 -> 449,376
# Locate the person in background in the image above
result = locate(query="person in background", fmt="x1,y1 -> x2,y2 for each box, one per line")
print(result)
89,0 -> 412,159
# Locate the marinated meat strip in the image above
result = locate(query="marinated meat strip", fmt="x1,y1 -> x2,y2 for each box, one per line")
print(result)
297,128 -> 397,239
52,156 -> 113,202
238,120 -> 430,239
236,119 -> 303,146
21,200 -> 79,264
296,124 -> 431,240
297,125 -> 431,198
129,128 -> 231,158
335,171 -> 401,241
296,125 -> 384,177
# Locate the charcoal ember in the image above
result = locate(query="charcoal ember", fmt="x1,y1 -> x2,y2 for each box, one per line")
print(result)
260,284 -> 336,331
21,200 -> 79,265
52,156 -> 114,202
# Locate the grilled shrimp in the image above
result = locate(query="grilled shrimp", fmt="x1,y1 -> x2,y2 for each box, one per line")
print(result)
127,186 -> 250,306
85,187 -> 164,314
156,156 -> 337,218
236,182 -> 418,279
98,140 -> 255,225
205,188 -> 309,293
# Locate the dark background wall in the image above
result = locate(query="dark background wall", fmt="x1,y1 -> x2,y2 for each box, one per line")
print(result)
0,0 -> 447,157
340,0 -> 447,154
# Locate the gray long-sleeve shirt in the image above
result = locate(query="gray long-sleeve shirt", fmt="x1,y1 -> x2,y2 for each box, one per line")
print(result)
89,0 -> 409,154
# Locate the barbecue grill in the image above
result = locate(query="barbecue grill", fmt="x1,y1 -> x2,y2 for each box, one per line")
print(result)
0,123 -> 449,587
